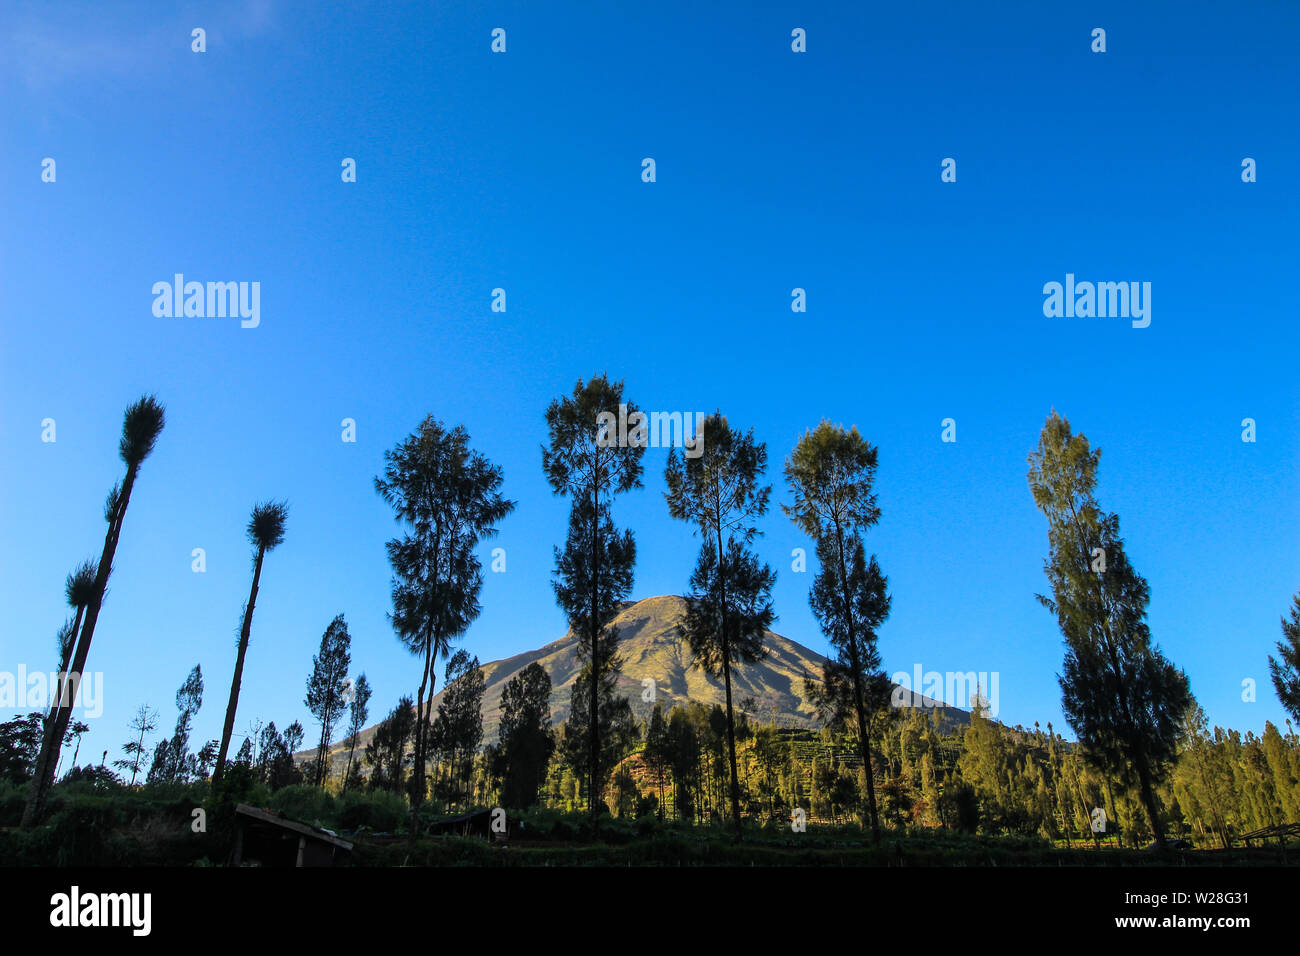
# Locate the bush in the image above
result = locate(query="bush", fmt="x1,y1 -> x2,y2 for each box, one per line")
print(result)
0,779 -> 29,826
337,789 -> 407,833
269,784 -> 336,825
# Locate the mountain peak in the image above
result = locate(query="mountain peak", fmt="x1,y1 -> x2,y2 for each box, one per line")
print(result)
340,595 -> 968,755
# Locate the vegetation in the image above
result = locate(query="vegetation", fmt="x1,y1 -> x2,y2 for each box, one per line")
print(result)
666,411 -> 776,840
340,673 -> 372,792
304,614 -> 352,787
785,420 -> 892,843
1269,591 -> 1300,724
23,395 -> 166,827
7,386 -> 1298,866
544,374 -> 645,830
375,416 -> 514,834
147,665 -> 205,784
212,500 -> 289,786
1027,411 -> 1193,848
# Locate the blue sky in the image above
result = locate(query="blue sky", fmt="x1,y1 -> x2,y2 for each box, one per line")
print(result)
2,1 -> 1298,768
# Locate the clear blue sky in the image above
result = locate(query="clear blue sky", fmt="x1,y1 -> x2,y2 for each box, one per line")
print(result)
3,1 -> 1298,767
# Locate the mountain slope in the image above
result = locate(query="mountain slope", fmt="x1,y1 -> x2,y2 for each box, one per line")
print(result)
331,595 -> 968,761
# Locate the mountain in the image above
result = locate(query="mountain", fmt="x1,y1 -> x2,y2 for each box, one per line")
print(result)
327,595 -> 968,763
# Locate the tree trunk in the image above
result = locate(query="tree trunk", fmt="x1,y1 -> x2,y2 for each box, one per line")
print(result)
833,522 -> 882,844
49,605 -> 86,721
22,467 -> 136,828
715,524 -> 744,842
1134,758 -> 1166,848
130,722 -> 148,787
410,638 -> 434,838
589,484 -> 601,834
212,546 -> 266,787
1064,504 -> 1166,849
343,735 -> 358,791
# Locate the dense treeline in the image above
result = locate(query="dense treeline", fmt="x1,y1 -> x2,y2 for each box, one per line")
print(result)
7,687 -> 1298,851
6,384 -> 1300,855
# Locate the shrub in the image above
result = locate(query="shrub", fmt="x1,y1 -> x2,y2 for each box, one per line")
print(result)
337,789 -> 407,833
0,779 -> 28,826
269,784 -> 336,825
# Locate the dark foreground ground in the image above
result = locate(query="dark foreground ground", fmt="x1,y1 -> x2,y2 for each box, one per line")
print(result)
2,779 -> 1294,866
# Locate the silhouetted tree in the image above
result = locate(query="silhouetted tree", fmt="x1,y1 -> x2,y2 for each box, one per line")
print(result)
376,417 -> 513,831
148,665 -> 204,784
365,697 -> 415,795
213,500 -> 289,786
53,561 -> 98,701
544,374 -> 644,829
305,614 -> 352,787
643,702 -> 672,819
560,661 -> 640,807
1268,591 -> 1300,723
24,395 -> 165,827
784,420 -> 890,843
668,411 -> 776,840
0,714 -> 43,784
430,650 -> 485,809
496,662 -> 554,809
1027,411 -> 1193,848
112,704 -> 159,786
342,673 -> 372,791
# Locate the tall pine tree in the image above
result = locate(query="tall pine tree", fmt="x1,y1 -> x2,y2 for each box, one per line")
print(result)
1268,591 -> 1300,723
666,411 -> 776,840
147,665 -> 204,784
1027,410 -> 1193,848
24,396 -> 165,827
305,614 -> 352,787
543,374 -> 644,830
496,662 -> 555,810
213,500 -> 289,786
375,417 -> 513,832
341,673 -> 372,791
784,420 -> 889,843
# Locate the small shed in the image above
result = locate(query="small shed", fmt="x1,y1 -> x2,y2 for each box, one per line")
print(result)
232,803 -> 354,867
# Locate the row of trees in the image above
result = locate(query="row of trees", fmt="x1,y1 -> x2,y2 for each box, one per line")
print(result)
10,674 -> 1299,851
18,394 -> 382,824
368,382 -> 1297,849
367,375 -> 898,843
17,397 -> 299,822
127,616 -> 373,791
15,387 -> 1300,850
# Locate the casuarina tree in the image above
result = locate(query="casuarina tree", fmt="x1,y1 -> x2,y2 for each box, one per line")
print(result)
1027,410 -> 1193,848
305,614 -> 353,787
147,665 -> 204,784
666,411 -> 776,840
783,420 -> 892,843
113,704 -> 159,786
24,395 -> 165,828
341,673 -> 372,791
375,417 -> 513,833
544,374 -> 644,831
54,561 -> 98,694
803,535 -> 893,840
1268,591 -> 1300,724
212,500 -> 289,786
496,662 -> 555,810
